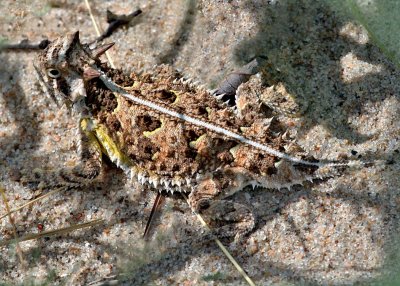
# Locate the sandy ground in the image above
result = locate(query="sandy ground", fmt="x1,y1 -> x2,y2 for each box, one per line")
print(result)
0,1 -> 399,285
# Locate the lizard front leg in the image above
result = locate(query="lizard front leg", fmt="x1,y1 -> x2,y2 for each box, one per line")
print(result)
23,121 -> 102,191
188,169 -> 255,244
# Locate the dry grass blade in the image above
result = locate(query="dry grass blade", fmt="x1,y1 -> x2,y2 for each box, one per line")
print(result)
0,185 -> 26,266
0,187 -> 63,221
87,274 -> 119,286
0,218 -> 104,247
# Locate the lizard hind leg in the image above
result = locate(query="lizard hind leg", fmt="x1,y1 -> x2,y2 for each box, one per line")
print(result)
259,82 -> 307,117
236,75 -> 307,120
188,171 -> 255,244
206,200 -> 255,244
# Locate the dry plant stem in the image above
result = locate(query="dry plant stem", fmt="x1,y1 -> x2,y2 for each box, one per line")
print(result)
143,192 -> 165,239
0,218 -> 104,247
0,186 -> 26,267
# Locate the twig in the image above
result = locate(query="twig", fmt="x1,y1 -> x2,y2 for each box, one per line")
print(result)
1,6 -> 140,54
214,56 -> 267,105
0,39 -> 50,51
96,9 -> 142,42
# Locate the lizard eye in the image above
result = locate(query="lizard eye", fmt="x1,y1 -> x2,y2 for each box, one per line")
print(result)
47,68 -> 61,79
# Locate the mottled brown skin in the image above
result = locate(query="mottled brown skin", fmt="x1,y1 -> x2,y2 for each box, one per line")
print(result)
29,32 -> 335,242
86,64 -> 287,179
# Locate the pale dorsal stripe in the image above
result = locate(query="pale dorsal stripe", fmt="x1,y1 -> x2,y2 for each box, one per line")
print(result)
98,72 -> 360,168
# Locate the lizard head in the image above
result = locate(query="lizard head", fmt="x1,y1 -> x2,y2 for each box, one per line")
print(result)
34,31 -> 114,108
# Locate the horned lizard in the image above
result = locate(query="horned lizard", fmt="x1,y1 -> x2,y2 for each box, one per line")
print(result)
28,31 -> 359,242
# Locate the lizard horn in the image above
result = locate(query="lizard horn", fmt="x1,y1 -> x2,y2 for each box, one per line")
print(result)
90,42 -> 115,58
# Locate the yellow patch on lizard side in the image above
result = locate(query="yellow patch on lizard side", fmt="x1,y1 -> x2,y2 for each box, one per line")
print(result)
80,118 -> 102,156
91,122 -> 132,168
80,117 -> 91,131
